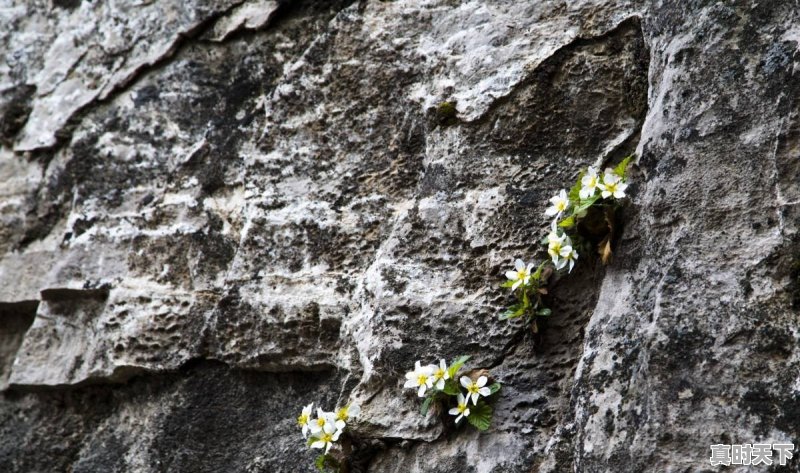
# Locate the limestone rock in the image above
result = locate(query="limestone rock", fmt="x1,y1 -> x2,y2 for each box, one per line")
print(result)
0,0 -> 797,471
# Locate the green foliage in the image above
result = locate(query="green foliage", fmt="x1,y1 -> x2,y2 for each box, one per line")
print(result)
613,155 -> 633,179
467,402 -> 493,431
499,303 -> 525,320
315,455 -> 340,473
410,356 -> 501,433
436,101 -> 458,126
558,215 -> 575,229
498,267 -> 546,322
568,171 -> 584,203
500,156 -> 634,334
442,379 -> 461,396
447,355 -> 470,379
572,195 -> 599,217
421,396 -> 434,416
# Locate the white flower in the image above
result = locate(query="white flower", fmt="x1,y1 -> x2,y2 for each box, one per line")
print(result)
309,408 -> 344,435
448,393 -> 471,423
309,421 -> 342,455
504,259 -> 534,290
298,402 -> 314,438
431,359 -> 450,390
547,224 -> 571,266
579,167 -> 600,199
335,404 -> 360,424
598,171 -> 628,199
404,361 -> 435,397
555,245 -> 579,273
460,375 -> 491,405
545,189 -> 570,216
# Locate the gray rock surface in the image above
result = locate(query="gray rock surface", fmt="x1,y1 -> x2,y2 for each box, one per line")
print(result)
0,0 -> 798,471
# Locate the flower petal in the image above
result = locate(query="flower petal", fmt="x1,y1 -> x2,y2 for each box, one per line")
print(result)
476,376 -> 488,387
311,440 -> 325,450
514,259 -> 525,271
460,376 -> 471,388
418,385 -> 426,397
478,387 -> 491,396
448,407 -> 460,416
403,379 -> 417,388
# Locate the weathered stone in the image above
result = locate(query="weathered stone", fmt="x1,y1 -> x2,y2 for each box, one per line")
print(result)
0,0 -> 798,471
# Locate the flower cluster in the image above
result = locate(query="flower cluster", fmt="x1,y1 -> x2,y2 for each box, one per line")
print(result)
404,356 -> 501,431
501,156 -> 633,329
297,402 -> 360,456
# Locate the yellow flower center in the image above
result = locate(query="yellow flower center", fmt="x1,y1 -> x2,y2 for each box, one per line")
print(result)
458,404 -> 468,413
467,384 -> 479,394
298,414 -> 309,426
316,418 -> 326,427
556,200 -> 567,211
587,176 -> 597,187
417,374 -> 428,385
336,408 -> 348,421
551,241 -> 562,253
605,182 -> 618,193
434,368 -> 445,380
321,433 -> 333,443
516,269 -> 528,280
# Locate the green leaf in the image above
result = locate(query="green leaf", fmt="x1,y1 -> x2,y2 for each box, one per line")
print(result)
574,195 -> 600,214
558,215 -> 575,229
467,402 -> 493,431
421,396 -> 434,415
531,261 -> 547,281
568,171 -> 584,203
500,280 -> 516,289
613,155 -> 633,179
535,307 -> 552,317
488,382 -> 502,395
442,378 -> 461,396
521,289 -> 530,309
499,304 -> 525,320
315,455 -> 339,473
447,355 -> 470,379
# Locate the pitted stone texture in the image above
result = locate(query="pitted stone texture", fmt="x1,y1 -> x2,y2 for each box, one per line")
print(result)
2,0 -> 242,151
571,1 -> 800,470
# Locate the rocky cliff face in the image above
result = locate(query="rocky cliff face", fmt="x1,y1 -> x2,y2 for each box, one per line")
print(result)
0,1 -> 798,472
